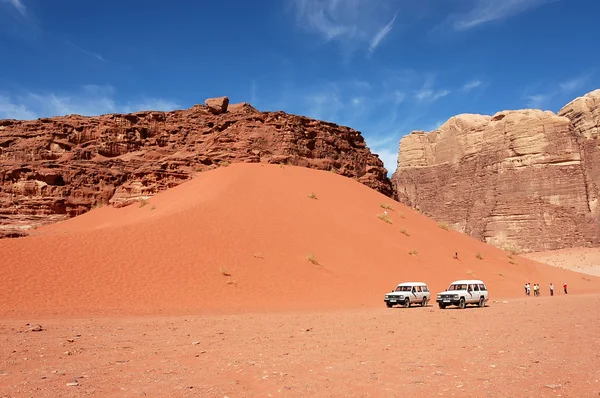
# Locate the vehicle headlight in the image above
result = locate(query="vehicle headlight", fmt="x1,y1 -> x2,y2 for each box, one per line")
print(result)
453,294 -> 459,298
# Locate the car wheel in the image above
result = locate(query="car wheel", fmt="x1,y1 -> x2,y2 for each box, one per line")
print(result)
404,298 -> 411,308
386,302 -> 393,308
421,298 -> 428,307
478,297 -> 485,307
458,297 -> 466,309
438,303 -> 446,309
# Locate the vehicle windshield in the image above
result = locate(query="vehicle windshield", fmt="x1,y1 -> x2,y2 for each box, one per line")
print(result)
448,284 -> 467,291
394,286 -> 412,292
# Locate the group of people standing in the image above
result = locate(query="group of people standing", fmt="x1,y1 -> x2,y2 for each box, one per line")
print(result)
525,282 -> 567,296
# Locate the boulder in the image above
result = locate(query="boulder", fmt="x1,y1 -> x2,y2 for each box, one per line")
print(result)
204,96 -> 229,114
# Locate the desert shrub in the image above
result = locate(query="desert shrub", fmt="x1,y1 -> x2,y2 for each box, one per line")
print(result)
400,228 -> 409,236
438,222 -> 449,231
476,252 -> 483,260
220,266 -> 231,276
377,213 -> 393,224
307,253 -> 320,266
380,203 -> 394,211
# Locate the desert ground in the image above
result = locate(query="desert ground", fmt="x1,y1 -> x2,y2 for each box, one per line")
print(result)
2,163 -> 600,397
2,295 -> 600,397
524,248 -> 600,278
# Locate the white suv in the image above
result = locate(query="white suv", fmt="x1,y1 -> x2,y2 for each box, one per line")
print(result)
384,282 -> 431,308
436,279 -> 489,309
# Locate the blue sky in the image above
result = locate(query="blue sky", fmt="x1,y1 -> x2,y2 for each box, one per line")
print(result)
1,0 -> 599,174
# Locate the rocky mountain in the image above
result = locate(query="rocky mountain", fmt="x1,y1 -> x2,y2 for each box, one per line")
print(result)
0,97 -> 392,238
392,89 -> 600,253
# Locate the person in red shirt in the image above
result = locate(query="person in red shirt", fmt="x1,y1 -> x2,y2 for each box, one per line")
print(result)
563,282 -> 568,294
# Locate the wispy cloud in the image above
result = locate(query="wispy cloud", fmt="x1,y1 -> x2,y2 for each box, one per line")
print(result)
448,0 -> 558,30
0,85 -> 181,120
523,73 -> 592,109
461,79 -> 483,92
525,94 -> 549,108
416,89 -> 449,102
66,40 -> 106,62
288,0 -> 399,55
559,75 -> 588,92
368,13 -> 396,53
2,0 -> 27,16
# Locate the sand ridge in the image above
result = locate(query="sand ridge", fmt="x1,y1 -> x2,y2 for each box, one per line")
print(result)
2,163 -> 599,318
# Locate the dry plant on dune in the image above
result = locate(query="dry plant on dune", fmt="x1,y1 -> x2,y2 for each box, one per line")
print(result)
219,266 -> 231,276
397,211 -> 405,218
476,252 -> 484,260
220,161 -> 230,167
138,198 -> 149,208
308,192 -> 318,200
438,222 -> 449,231
400,228 -> 409,236
380,203 -> 394,211
307,252 -> 320,266
408,249 -> 418,257
252,253 -> 264,259
377,213 -> 393,224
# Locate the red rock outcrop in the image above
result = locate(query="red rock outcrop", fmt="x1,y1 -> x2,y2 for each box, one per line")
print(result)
392,89 -> 600,253
0,100 -> 392,237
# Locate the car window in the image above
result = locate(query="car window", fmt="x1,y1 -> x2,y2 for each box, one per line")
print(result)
479,284 -> 487,291
474,285 -> 479,291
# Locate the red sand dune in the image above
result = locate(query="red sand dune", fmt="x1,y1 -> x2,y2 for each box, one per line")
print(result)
2,163 -> 599,317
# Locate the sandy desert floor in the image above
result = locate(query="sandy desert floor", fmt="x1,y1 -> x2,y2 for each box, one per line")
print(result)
2,294 -> 600,398
524,248 -> 600,277
3,164 -> 600,397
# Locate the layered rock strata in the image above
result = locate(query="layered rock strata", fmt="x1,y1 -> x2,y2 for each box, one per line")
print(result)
0,98 -> 392,237
392,89 -> 600,253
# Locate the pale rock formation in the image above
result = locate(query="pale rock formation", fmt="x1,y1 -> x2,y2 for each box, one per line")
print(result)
392,89 -> 600,253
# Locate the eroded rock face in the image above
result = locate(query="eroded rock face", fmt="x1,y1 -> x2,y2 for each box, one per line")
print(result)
0,99 -> 392,237
392,89 -> 600,253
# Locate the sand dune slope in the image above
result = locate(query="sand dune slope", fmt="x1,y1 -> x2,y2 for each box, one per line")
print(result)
2,163 -> 599,317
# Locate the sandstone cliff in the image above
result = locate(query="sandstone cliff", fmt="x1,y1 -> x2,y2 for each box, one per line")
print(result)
0,98 -> 392,237
392,89 -> 600,253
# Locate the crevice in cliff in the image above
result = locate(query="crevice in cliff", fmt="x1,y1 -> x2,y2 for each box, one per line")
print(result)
576,132 -> 593,214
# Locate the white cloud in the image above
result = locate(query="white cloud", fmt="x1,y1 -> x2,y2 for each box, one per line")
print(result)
2,0 -> 27,16
303,86 -> 343,122
450,0 -> 558,30
523,73 -> 590,109
462,79 -> 483,92
289,0 -> 398,54
371,146 -> 398,176
416,89 -> 450,102
525,94 -> 549,109
559,76 -> 588,92
368,13 -> 396,53
0,94 -> 37,119
0,85 -> 181,120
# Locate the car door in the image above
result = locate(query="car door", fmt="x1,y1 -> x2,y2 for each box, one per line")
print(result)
413,286 -> 422,303
466,283 -> 475,303
422,285 -> 430,300
472,284 -> 481,303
